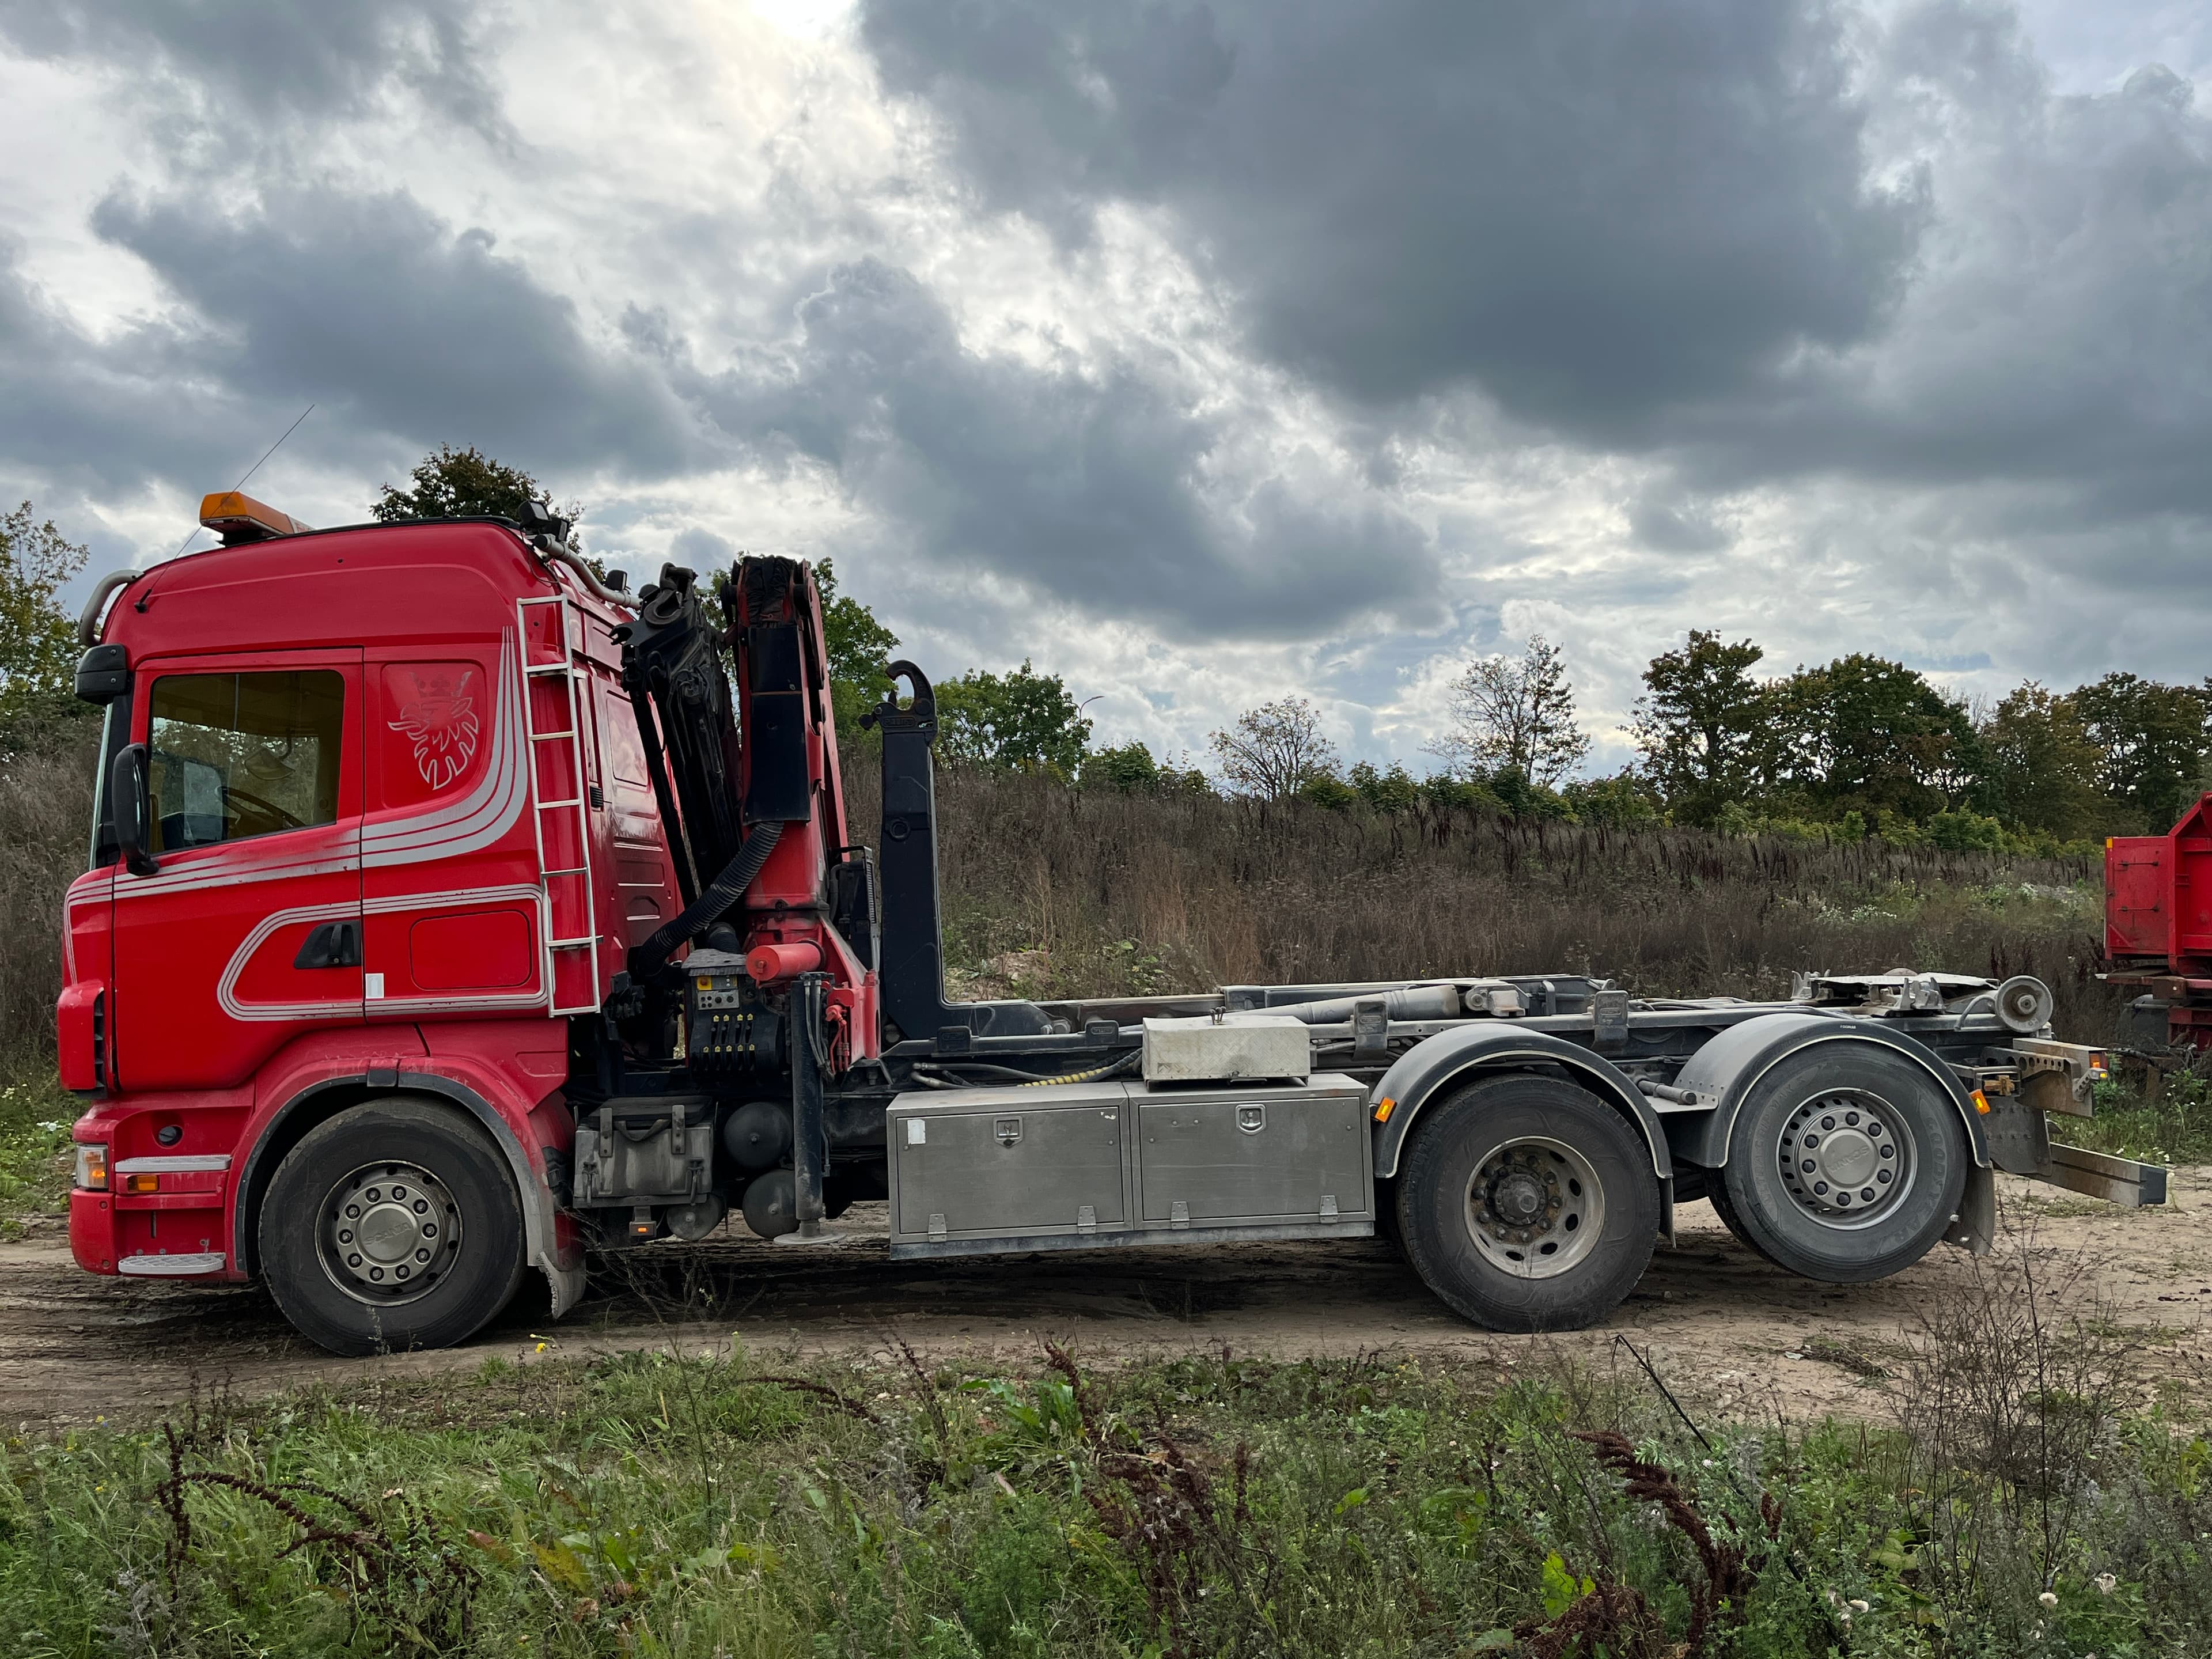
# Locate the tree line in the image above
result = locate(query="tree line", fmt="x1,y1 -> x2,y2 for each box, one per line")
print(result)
3,447 -> 2205,853
1185,633 -> 2212,852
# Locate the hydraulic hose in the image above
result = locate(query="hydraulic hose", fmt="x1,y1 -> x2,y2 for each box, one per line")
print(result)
908,1049 -> 1142,1090
628,820 -> 784,978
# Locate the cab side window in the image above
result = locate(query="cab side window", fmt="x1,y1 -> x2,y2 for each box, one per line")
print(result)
148,671 -> 346,851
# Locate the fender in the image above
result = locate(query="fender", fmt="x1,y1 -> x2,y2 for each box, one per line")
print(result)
1664,1012 -> 1991,1171
1370,1027 -> 1673,1197
234,1070 -> 585,1318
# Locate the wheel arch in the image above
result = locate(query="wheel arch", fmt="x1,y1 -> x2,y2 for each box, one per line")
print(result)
1371,1028 -> 1673,1193
234,1070 -> 579,1315
1666,1012 -> 1991,1171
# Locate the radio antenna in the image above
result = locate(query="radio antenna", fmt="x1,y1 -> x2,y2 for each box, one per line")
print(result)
171,402 -> 316,559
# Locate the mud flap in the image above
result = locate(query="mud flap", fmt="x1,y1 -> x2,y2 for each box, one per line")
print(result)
1943,1165 -> 1997,1255
538,1256 -> 587,1318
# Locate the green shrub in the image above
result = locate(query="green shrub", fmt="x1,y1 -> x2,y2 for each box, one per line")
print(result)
1562,772 -> 1664,827
1928,807 -> 2008,852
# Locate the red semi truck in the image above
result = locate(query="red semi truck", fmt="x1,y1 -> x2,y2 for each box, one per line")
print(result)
56,492 -> 2157,1355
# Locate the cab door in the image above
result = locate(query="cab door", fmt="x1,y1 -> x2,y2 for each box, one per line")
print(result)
359,635 -> 548,1020
110,652 -> 363,1090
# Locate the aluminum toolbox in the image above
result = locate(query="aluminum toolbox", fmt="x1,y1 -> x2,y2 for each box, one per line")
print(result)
887,1073 -> 1374,1260
1133,1076 -> 1369,1229
887,1081 -> 1129,1249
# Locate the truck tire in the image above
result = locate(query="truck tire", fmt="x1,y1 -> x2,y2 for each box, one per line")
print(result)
1395,1073 -> 1661,1332
259,1098 -> 527,1357
1706,1183 -> 1780,1266
1717,1046 -> 1967,1284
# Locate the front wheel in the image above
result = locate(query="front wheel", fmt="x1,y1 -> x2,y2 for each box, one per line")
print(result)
1396,1073 -> 1661,1332
1717,1045 -> 1968,1283
259,1098 -> 526,1356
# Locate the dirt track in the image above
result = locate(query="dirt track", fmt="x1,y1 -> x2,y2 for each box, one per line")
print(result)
5,1175 -> 2209,1430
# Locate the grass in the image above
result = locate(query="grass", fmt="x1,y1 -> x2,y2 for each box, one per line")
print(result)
0,1058 -> 74,1237
0,1328 -> 2206,1658
2068,1075 -> 2212,1167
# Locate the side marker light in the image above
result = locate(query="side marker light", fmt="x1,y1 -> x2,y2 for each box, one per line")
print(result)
1373,1097 -> 1397,1124
1971,1089 -> 1991,1115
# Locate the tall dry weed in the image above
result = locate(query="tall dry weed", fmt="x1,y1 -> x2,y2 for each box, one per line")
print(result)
1884,1234 -> 2141,1644
0,736 -> 96,1062
905,763 -> 2122,1039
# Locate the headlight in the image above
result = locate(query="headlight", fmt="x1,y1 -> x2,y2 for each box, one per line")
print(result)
73,1143 -> 108,1191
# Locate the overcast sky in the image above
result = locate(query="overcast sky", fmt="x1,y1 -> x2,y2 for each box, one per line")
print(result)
2,0 -> 2207,773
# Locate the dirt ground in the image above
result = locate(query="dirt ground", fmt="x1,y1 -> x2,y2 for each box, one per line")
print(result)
4,1174 -> 2208,1431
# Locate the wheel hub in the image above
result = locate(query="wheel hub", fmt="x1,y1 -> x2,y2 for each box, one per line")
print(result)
1778,1090 -> 1914,1227
320,1162 -> 462,1305
1464,1138 -> 1605,1281
1491,1170 -> 1549,1225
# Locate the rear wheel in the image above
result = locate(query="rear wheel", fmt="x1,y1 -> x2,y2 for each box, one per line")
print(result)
1707,1182 -> 1779,1264
259,1098 -> 526,1357
1717,1046 -> 1967,1283
1396,1073 -> 1661,1332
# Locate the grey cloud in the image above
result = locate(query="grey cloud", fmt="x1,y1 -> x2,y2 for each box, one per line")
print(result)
1629,494 -> 1733,553
89,187 -> 700,482
668,527 -> 737,568
867,0 -> 2212,574
0,235 -> 247,497
1668,7 -> 2212,521
0,0 -> 504,136
7,168 -> 1431,644
706,258 -> 1441,641
862,0 -> 1924,437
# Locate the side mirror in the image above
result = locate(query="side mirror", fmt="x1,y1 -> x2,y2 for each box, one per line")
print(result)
74,643 -> 128,705
111,743 -> 158,876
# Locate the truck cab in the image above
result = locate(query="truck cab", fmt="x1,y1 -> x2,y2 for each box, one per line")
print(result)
62,503 -> 684,1344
